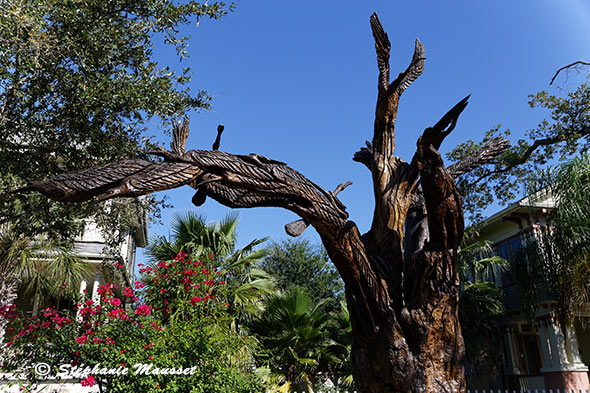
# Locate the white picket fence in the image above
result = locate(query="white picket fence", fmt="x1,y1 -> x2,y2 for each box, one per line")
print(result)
286,390 -> 590,393
466,390 -> 590,393
278,389 -> 590,393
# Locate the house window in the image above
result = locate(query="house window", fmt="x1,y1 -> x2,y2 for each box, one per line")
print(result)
496,235 -> 523,286
496,235 -> 523,262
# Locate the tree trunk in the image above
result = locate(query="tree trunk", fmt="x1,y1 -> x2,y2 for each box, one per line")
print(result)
22,12 -> 519,393
31,284 -> 41,317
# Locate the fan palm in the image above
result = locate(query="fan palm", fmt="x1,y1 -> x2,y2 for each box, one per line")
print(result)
253,287 -> 341,393
323,300 -> 354,389
0,225 -> 94,340
147,211 -> 240,262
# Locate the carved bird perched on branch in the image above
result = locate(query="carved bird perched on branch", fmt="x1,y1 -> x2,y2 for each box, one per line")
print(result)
15,118 -> 353,236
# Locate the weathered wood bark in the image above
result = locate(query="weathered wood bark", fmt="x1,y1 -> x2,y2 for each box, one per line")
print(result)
17,13 -> 512,393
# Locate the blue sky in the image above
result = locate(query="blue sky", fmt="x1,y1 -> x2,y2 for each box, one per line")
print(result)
137,0 -> 590,264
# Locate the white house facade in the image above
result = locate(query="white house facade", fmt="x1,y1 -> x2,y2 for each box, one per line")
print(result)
468,194 -> 590,392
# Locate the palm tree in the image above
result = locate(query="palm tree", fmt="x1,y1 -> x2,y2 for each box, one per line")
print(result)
518,153 -> 590,327
252,287 -> 343,393
324,301 -> 354,390
147,212 -> 240,262
457,227 -> 508,379
458,228 -> 507,285
146,212 -> 275,317
0,225 -> 94,341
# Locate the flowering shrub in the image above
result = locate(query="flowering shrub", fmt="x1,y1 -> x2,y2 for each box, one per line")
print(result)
139,252 -> 233,322
0,253 -> 259,392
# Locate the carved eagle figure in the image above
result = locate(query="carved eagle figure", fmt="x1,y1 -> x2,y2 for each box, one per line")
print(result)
16,118 -> 351,239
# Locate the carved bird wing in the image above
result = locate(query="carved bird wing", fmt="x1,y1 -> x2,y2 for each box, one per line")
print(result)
392,39 -> 425,96
17,159 -> 202,202
370,13 -> 391,93
96,162 -> 202,201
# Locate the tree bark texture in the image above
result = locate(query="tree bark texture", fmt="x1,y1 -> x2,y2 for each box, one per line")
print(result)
18,13 -> 514,393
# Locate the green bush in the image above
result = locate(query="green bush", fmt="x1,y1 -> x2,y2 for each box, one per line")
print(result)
0,252 -> 260,392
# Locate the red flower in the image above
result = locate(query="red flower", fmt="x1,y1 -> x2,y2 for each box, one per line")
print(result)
80,376 -> 95,387
123,288 -> 134,297
134,281 -> 145,289
150,322 -> 162,331
135,305 -> 151,316
76,335 -> 88,345
97,283 -> 116,296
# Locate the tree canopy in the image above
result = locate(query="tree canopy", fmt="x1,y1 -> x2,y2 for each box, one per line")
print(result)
258,238 -> 344,304
449,79 -> 590,222
0,0 -> 233,252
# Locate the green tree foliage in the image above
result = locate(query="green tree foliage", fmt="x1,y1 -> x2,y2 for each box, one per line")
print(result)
258,239 -> 344,304
448,80 -> 590,222
323,301 -> 354,390
513,153 -> 590,327
0,0 -> 232,251
252,287 -> 349,393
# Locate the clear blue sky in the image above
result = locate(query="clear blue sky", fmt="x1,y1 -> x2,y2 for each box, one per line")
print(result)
137,0 -> 590,264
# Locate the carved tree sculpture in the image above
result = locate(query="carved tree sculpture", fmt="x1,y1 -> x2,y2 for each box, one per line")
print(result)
18,14 -> 510,393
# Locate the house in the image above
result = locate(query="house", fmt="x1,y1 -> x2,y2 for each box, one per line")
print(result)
467,193 -> 590,392
0,215 -> 148,393
73,217 -> 147,302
